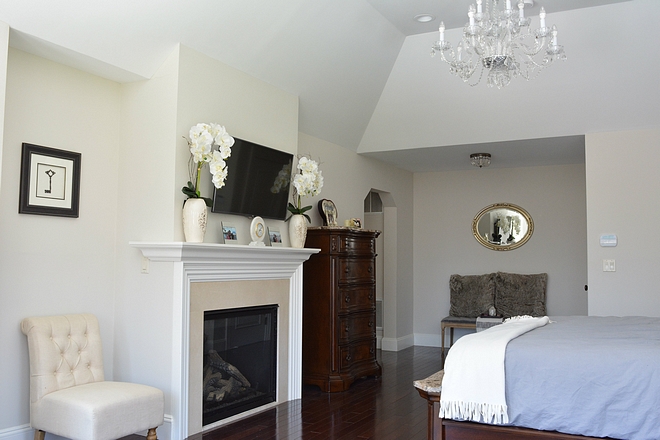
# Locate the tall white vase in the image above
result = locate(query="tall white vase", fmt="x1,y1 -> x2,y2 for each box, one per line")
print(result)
182,198 -> 208,243
289,214 -> 308,248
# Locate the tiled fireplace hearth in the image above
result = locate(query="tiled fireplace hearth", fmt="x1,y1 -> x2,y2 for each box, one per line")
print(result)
131,242 -> 318,439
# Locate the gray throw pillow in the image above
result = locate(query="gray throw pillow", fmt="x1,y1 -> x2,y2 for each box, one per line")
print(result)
449,273 -> 495,318
495,272 -> 547,318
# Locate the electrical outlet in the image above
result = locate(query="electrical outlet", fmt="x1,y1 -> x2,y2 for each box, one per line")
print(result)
141,257 -> 150,274
602,259 -> 615,272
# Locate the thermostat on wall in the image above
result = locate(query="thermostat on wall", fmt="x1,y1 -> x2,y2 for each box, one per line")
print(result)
599,234 -> 617,247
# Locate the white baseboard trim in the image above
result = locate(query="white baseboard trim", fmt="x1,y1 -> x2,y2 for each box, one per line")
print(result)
1,416 -> 173,440
0,424 -> 31,440
381,333 -> 414,352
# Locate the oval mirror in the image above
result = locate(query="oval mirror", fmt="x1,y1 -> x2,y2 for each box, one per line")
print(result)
472,203 -> 533,251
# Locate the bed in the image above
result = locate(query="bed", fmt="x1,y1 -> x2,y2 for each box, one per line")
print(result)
417,316 -> 660,440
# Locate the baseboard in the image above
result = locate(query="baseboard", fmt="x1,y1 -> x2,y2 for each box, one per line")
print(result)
381,333 -> 414,352
0,424 -> 31,440
1,416 -> 173,440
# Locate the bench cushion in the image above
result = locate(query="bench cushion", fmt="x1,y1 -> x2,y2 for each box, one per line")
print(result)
449,273 -> 495,318
441,316 -> 476,325
494,271 -> 547,318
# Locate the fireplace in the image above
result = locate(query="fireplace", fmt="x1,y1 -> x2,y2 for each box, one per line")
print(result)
202,305 -> 278,426
130,242 -> 318,439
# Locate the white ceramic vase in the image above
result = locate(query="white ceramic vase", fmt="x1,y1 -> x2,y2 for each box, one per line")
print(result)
289,214 -> 308,248
182,198 -> 208,243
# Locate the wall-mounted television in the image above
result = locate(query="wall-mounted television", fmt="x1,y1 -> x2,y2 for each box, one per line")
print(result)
211,138 -> 293,220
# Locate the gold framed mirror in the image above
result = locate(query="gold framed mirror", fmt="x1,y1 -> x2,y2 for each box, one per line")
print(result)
472,203 -> 534,251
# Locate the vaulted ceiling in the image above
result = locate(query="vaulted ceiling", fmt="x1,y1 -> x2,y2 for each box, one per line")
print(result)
3,0 -> 654,171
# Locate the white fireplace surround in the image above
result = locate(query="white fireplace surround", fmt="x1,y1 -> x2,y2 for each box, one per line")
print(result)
130,242 -> 318,439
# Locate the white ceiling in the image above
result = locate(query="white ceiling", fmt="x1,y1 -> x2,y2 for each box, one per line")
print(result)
0,0 -> 638,172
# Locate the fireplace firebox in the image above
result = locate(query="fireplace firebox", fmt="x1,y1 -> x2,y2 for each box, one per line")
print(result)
202,305 -> 278,426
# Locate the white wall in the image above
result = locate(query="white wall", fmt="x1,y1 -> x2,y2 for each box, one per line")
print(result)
112,45 -> 301,439
0,22 -> 9,193
175,45 -> 299,245
0,48 -> 121,432
586,128 -> 660,317
413,163 -> 587,346
299,133 -> 415,349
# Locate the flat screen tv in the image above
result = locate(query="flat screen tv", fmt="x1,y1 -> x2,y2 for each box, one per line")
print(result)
211,138 -> 293,220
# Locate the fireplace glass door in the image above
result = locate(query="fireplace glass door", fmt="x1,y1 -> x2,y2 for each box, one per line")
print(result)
203,304 -> 278,426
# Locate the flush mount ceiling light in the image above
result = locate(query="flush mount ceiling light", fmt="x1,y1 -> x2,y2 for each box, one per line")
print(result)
470,153 -> 491,168
431,0 -> 566,88
414,14 -> 436,23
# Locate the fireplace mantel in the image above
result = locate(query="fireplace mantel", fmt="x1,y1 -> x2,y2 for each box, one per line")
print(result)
130,242 -> 318,439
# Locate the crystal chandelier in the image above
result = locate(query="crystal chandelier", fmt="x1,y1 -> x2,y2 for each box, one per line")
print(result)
470,153 -> 491,168
431,0 -> 566,88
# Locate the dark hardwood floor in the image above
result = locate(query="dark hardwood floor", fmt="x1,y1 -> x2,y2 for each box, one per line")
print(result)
188,346 -> 443,440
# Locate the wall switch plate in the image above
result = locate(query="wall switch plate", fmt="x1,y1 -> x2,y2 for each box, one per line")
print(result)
141,256 -> 150,274
603,259 -> 615,272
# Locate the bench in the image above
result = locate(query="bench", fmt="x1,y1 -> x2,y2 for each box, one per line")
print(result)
441,272 -> 547,355
413,369 -> 444,440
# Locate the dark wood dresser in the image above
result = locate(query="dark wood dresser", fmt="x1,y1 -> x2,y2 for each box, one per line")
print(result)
302,227 -> 382,392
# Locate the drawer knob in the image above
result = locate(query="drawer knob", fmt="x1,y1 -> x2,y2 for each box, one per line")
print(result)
368,266 -> 373,273
368,293 -> 374,300
345,295 -> 351,303
345,266 -> 350,273
370,347 -> 375,354
345,325 -> 349,333
369,321 -> 374,327
346,354 -> 352,361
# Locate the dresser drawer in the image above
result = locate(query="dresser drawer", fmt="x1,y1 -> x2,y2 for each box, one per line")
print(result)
337,258 -> 374,284
329,234 -> 375,255
339,340 -> 377,371
338,312 -> 376,344
338,286 -> 375,313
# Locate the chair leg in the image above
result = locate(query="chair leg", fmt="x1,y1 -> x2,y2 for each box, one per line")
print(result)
34,430 -> 45,440
146,427 -> 158,440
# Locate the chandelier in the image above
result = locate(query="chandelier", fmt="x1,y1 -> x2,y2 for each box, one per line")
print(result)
431,0 -> 566,88
470,153 -> 491,168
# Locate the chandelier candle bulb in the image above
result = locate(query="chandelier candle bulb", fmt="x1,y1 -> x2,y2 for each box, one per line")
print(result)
469,5 -> 475,26
539,7 -> 546,29
439,22 -> 445,41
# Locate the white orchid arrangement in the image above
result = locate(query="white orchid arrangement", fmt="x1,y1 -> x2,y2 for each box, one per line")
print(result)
182,123 -> 234,206
287,156 -> 323,223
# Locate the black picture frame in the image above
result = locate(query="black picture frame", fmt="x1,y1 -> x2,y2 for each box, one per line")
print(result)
19,143 -> 81,218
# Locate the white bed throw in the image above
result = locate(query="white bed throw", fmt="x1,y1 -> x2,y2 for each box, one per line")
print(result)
439,315 -> 550,424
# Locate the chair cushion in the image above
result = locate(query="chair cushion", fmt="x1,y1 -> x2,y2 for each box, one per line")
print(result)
449,273 -> 495,318
494,271 -> 547,318
32,381 -> 164,440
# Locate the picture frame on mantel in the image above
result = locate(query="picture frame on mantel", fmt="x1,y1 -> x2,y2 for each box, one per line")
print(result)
19,143 -> 81,218
221,222 -> 238,243
267,227 -> 282,246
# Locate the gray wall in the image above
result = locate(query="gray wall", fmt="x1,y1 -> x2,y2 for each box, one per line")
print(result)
413,163 -> 587,346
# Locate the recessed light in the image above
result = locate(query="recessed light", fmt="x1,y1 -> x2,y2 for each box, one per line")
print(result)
414,14 -> 435,23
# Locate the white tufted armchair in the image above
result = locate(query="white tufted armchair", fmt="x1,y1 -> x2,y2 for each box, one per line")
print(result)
21,314 -> 164,440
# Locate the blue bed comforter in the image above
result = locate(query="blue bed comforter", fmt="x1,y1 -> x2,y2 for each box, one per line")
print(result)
504,316 -> 660,440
